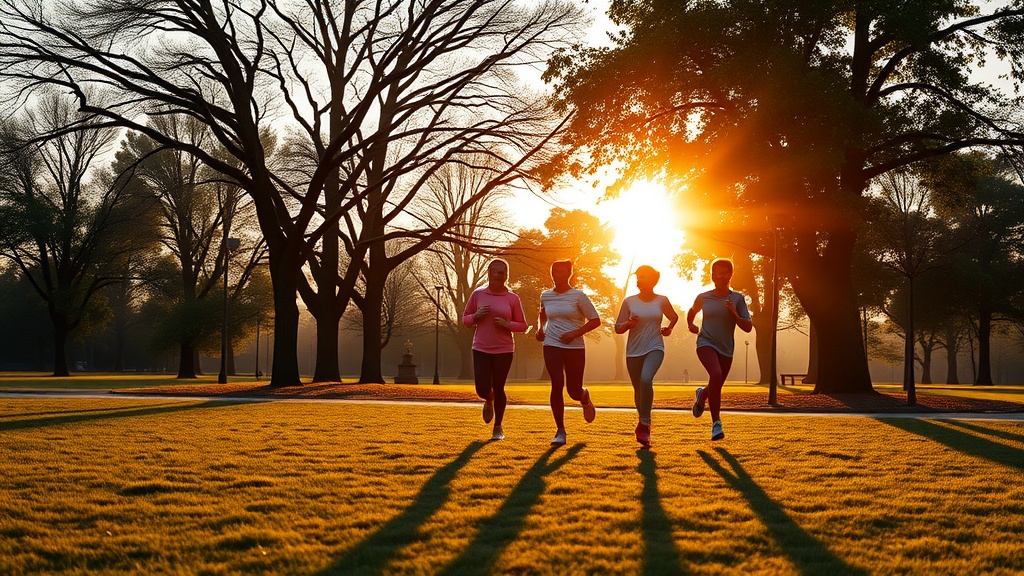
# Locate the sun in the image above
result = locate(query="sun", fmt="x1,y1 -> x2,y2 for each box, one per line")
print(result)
594,180 -> 694,303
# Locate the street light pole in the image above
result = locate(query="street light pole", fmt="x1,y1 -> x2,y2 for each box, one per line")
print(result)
433,285 -> 442,384
218,236 -> 240,384
768,227 -> 780,405
255,318 -> 260,380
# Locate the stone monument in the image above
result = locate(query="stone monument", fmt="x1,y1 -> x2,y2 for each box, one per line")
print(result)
394,339 -> 419,384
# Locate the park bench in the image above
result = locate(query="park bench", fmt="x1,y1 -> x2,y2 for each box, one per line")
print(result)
780,373 -> 808,385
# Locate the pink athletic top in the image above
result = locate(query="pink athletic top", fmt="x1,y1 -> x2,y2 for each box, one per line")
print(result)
462,287 -> 529,354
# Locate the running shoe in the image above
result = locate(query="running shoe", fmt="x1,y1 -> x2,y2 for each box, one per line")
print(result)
635,422 -> 651,446
551,429 -> 567,445
483,392 -> 494,424
581,388 -> 596,423
711,420 -> 724,441
692,387 -> 706,418
491,427 -> 505,441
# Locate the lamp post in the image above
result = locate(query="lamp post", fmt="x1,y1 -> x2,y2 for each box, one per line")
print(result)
254,317 -> 260,380
433,285 -> 442,384
745,340 -> 749,384
768,226 -> 780,406
218,236 -> 240,384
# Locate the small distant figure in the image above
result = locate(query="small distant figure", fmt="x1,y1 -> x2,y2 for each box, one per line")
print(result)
536,259 -> 601,446
404,339 -> 413,354
683,369 -> 689,383
687,258 -> 753,441
462,258 -> 528,441
615,265 -> 679,447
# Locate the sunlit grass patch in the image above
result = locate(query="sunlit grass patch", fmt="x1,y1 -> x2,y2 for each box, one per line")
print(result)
1,397 -> 1022,574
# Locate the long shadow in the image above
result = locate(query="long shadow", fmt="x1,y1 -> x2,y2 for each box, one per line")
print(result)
879,418 -> 1024,471
320,441 -> 485,575
0,403 -> 185,420
636,449 -> 688,576
938,419 -> 1024,444
436,443 -> 585,576
698,448 -> 866,576
0,400 -> 247,432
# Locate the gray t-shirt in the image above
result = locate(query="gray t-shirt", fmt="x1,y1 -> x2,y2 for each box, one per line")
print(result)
695,290 -> 750,357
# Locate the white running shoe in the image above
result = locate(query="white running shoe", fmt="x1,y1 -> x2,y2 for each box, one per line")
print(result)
581,388 -> 596,423
711,420 -> 724,441
551,429 -> 567,445
490,427 -> 505,441
692,387 -> 706,418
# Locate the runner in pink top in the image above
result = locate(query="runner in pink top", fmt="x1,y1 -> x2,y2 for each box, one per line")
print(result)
462,258 -> 528,441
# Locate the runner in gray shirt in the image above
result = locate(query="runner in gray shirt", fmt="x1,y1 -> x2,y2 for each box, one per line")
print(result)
687,258 -> 753,440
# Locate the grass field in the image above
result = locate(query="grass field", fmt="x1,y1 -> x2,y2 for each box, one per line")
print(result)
2,396 -> 1023,575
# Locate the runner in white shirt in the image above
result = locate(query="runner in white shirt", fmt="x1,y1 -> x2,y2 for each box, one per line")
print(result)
536,260 -> 601,445
615,265 -> 679,447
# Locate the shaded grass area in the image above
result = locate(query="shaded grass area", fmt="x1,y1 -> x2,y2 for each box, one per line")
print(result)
2,398 -> 1023,575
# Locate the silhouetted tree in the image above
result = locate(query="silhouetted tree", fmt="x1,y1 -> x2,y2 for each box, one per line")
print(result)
0,93 -> 151,375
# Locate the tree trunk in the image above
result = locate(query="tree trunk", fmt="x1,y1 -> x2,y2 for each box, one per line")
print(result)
52,323 -> 70,377
902,279 -> 916,404
268,248 -> 302,388
975,304 -> 993,385
312,307 -> 341,382
227,339 -> 236,376
943,327 -> 960,384
919,340 -> 933,385
789,228 -> 873,394
614,333 -> 626,381
177,340 -> 198,378
358,266 -> 387,384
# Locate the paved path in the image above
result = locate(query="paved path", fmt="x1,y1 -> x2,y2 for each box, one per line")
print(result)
3,390 -> 1024,421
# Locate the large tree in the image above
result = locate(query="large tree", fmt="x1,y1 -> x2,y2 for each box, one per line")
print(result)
923,151 -> 1024,384
0,92 -> 152,376
545,0 -> 1024,393
112,120 -> 267,378
1,0 -> 315,386
265,0 -> 586,383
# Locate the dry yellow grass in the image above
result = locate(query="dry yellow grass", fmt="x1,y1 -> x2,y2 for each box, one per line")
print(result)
1,397 -> 1022,575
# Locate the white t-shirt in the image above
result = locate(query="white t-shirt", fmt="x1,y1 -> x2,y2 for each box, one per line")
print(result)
540,288 -> 600,349
616,294 -> 671,357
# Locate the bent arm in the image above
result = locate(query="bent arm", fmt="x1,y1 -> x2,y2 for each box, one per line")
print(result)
507,296 -> 529,333
614,301 -> 631,334
662,298 -> 679,329
462,294 -> 477,327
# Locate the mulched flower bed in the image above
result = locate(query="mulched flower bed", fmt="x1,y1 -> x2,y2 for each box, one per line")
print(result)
657,391 -> 1024,413
112,383 -> 1024,413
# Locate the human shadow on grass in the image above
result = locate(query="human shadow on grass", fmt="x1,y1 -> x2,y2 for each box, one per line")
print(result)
879,418 -> 1024,471
320,440 -> 486,576
0,400 -> 247,432
698,448 -> 866,576
435,443 -> 585,576
636,449 -> 688,576
939,419 -> 1024,445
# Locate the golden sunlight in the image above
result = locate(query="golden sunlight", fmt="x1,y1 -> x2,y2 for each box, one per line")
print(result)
595,180 -> 695,303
